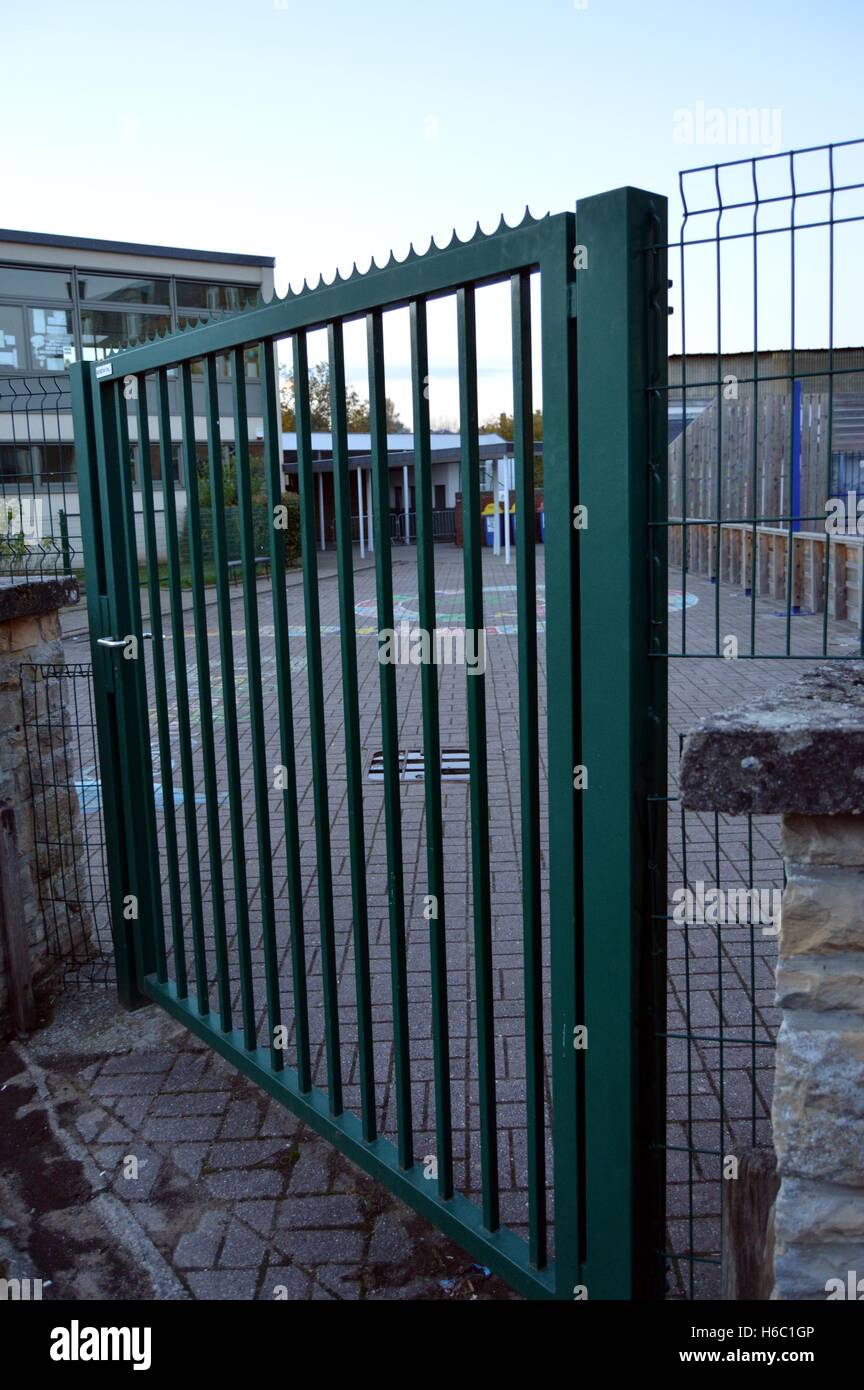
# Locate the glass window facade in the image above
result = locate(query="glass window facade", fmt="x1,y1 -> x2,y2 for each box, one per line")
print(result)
0,266 -> 72,299
30,306 -> 75,370
80,309 -> 172,361
0,442 -> 75,484
176,280 -> 258,314
0,304 -> 25,368
0,259 -> 262,373
77,272 -> 170,306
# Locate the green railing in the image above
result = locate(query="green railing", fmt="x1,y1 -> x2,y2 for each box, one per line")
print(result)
652,137 -> 864,1298
0,373 -> 79,579
70,189 -> 667,1300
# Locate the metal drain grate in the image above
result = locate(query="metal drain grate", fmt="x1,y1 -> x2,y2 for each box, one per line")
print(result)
367,748 -> 470,783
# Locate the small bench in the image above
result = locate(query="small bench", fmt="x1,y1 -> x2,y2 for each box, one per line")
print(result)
227,556 -> 271,584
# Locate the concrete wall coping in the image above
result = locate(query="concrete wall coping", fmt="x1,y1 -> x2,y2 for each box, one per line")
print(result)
0,576 -> 80,623
679,663 -> 864,816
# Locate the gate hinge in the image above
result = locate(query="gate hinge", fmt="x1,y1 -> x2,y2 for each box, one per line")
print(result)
567,283 -> 578,319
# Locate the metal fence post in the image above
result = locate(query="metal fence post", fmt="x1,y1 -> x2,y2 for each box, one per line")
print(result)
540,209 -> 585,1300
69,362 -> 152,1008
575,186 -> 668,1299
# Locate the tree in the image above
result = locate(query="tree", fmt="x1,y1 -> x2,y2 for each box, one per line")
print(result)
479,409 -> 543,442
280,361 -> 406,433
346,395 -> 407,433
479,409 -> 544,485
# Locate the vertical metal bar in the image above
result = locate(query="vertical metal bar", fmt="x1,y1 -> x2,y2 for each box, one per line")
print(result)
107,386 -> 163,984
328,320 -> 379,1146
69,363 -> 151,1007
107,378 -> 162,993
574,187 -> 668,1299
678,177 -> 690,656
714,809 -> 724,1187
156,369 -> 209,1015
713,167 -> 723,655
511,270 -> 546,1266
540,213 -> 583,1298
367,307 -> 413,1162
293,330 -> 342,1112
822,147 -> 836,657
410,297 -> 454,1200
134,376 -> 181,991
646,203 -> 670,1302
59,508 -> 71,575
785,153 -> 798,651
456,284 -> 498,1230
232,351 -> 283,1069
261,339 -> 311,1089
203,356 -> 257,1048
357,463 -> 366,559
104,380 -> 165,996
747,815 -> 757,1147
179,363 -> 232,1030
679,768 -> 695,1299
749,159 -> 761,654
791,381 -> 802,535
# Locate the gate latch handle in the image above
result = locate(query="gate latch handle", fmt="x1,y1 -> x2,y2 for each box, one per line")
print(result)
97,632 -> 152,649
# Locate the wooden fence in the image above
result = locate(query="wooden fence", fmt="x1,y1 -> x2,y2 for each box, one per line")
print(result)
669,521 -> 863,624
667,392 -> 852,525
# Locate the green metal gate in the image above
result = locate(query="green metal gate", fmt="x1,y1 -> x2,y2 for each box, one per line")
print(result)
70,186 -> 668,1300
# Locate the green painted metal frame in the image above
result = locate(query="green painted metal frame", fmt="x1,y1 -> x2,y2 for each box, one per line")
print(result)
70,194 -> 666,1301
574,188 -> 668,1299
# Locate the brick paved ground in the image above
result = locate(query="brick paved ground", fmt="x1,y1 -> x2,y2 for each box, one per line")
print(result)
1,991 -> 516,1300
9,545 -> 854,1300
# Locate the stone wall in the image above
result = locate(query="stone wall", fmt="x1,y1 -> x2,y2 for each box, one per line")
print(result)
680,665 -> 864,1300
772,813 -> 864,1299
0,578 -> 90,1028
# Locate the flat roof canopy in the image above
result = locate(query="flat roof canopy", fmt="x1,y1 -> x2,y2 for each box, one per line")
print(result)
0,226 -> 274,268
277,433 -> 527,472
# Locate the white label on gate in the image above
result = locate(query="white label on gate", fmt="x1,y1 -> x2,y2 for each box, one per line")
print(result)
95,361 -> 113,378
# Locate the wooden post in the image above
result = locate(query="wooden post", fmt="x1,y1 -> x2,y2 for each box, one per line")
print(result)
0,800 -> 36,1034
720,1149 -> 779,1299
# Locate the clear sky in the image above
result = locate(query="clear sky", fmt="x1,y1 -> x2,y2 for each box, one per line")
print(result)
4,0 -> 862,423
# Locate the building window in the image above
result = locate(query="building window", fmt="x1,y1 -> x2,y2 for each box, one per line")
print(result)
131,443 -> 181,486
39,443 -> 76,484
77,273 -> 170,306
0,443 -> 75,486
0,266 -> 72,299
0,443 -> 31,481
226,346 -> 262,380
29,307 -> 75,371
434,484 -> 447,509
81,309 -> 172,361
176,281 -> 259,314
0,305 -> 25,368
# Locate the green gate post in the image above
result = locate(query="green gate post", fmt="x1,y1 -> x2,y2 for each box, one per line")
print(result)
70,362 -> 158,1008
575,187 -> 668,1299
541,210 -> 584,1299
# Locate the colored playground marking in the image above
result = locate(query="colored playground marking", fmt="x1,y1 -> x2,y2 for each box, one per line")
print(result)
668,589 -> 700,612
172,584 -> 694,641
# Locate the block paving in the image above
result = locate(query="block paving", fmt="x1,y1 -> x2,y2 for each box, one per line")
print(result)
5,543 -> 857,1299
